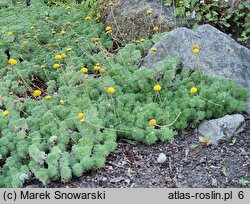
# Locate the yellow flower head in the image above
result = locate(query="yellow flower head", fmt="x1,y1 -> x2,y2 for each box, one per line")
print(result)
2,110 -> 10,116
60,30 -> 66,35
151,47 -> 158,52
149,119 -> 156,126
80,119 -> 85,123
179,1 -> 184,5
99,68 -> 106,74
8,31 -> 13,36
140,38 -> 145,42
94,64 -> 100,71
51,30 -> 56,34
146,9 -> 152,15
33,90 -> 42,97
45,95 -> 51,100
60,53 -> 67,59
59,99 -> 64,105
105,26 -> 112,32
77,112 -> 84,120
153,85 -> 161,91
54,54 -> 62,60
85,16 -> 91,20
53,63 -> 60,69
193,44 -> 199,54
80,67 -> 88,73
8,58 -> 18,65
190,87 -> 198,94
23,41 -> 28,46
153,26 -> 159,31
66,47 -> 72,51
135,40 -> 141,44
107,87 -> 115,94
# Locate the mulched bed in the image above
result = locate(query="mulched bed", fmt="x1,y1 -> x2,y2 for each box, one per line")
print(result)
24,115 -> 250,188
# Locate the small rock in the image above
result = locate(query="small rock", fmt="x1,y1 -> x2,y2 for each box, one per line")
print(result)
239,139 -> 245,146
101,176 -> 107,181
110,177 -> 124,183
239,152 -> 250,156
196,165 -> 202,171
198,114 -> 245,145
199,157 -> 206,164
211,178 -> 218,187
157,153 -> 167,163
124,179 -> 131,186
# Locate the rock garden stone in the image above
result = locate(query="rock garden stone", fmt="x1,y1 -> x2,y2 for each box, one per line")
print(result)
198,114 -> 246,145
142,24 -> 250,113
103,0 -> 178,43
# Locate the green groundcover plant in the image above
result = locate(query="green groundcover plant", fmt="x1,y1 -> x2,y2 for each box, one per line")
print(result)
0,1 -> 248,187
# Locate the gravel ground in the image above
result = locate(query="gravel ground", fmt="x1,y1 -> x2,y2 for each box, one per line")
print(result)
24,116 -> 250,188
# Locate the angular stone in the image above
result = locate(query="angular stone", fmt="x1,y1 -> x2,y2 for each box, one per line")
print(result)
198,114 -> 245,145
142,24 -> 250,113
103,0 -> 178,43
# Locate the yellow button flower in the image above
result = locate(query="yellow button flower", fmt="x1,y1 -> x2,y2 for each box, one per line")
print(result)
80,119 -> 85,123
54,55 -> 62,60
8,31 -> 13,36
99,68 -> 106,74
45,95 -> 51,100
61,30 -> 66,35
107,87 -> 115,94
85,16 -> 91,20
135,40 -> 141,44
8,58 -> 18,65
153,26 -> 159,31
77,112 -> 84,120
2,110 -> 10,116
51,30 -> 56,34
53,63 -> 60,69
23,41 -> 28,46
146,9 -> 152,15
193,44 -> 199,54
94,64 -> 100,70
149,119 -> 156,126
33,90 -> 42,97
190,87 -> 198,94
60,53 -> 67,59
140,38 -> 145,42
66,47 -> 72,51
153,85 -> 161,91
59,99 -> 64,105
80,67 -> 88,73
105,26 -> 112,32
151,47 -> 158,52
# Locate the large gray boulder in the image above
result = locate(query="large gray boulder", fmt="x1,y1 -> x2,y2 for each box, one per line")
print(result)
142,24 -> 250,113
198,114 -> 246,145
103,0 -> 178,43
